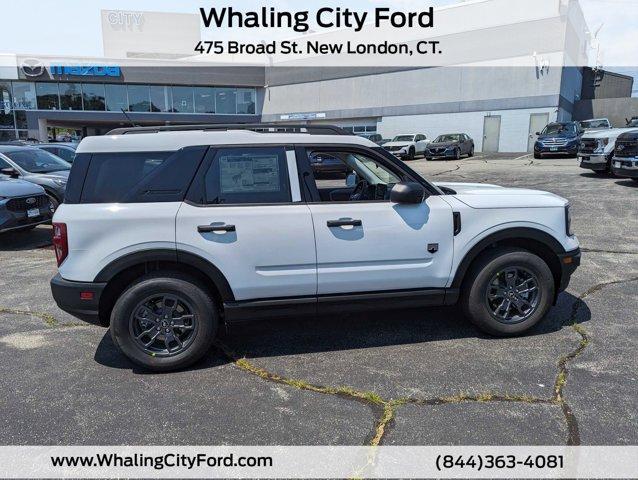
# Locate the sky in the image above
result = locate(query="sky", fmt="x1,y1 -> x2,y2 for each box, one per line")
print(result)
0,0 -> 636,76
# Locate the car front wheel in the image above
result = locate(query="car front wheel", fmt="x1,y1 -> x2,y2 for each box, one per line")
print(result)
46,194 -> 59,214
110,272 -> 218,371
461,248 -> 554,336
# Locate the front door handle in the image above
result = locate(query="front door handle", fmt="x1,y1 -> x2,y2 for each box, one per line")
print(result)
327,219 -> 362,228
198,224 -> 236,233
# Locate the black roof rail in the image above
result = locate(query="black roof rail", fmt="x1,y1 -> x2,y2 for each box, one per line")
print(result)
106,123 -> 351,136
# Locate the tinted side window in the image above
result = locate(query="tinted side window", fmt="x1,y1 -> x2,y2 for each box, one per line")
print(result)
81,152 -> 170,203
203,147 -> 291,205
79,147 -> 208,204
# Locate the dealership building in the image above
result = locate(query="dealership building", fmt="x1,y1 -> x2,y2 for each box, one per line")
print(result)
0,0 -> 635,151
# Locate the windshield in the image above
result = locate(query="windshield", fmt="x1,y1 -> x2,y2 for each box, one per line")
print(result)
542,124 -> 577,136
393,135 -> 415,142
435,134 -> 461,142
4,149 -> 71,173
580,120 -> 608,129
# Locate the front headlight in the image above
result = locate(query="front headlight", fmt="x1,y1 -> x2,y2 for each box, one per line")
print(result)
52,179 -> 67,187
565,204 -> 573,236
596,138 -> 610,153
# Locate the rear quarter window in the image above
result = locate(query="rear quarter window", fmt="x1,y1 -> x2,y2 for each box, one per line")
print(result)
78,146 -> 207,204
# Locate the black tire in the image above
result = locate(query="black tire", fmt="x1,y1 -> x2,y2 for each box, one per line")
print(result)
407,147 -> 415,160
110,272 -> 218,372
46,193 -> 59,214
460,247 -> 554,336
425,156 -> 432,161
468,146 -> 474,157
533,153 -> 541,159
454,148 -> 461,160
632,178 -> 638,184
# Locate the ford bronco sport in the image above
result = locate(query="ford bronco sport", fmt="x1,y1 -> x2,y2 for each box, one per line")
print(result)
50,124 -> 581,371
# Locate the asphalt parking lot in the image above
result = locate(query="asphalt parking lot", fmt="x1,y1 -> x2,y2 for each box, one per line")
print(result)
0,153 -> 636,446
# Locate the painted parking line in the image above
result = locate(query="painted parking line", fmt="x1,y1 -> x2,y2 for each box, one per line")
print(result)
513,153 -> 533,161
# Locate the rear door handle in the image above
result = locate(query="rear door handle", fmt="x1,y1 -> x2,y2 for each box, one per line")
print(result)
198,224 -> 236,233
327,219 -> 362,228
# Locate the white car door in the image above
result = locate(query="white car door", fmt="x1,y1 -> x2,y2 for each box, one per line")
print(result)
176,146 -> 316,301
303,146 -> 454,295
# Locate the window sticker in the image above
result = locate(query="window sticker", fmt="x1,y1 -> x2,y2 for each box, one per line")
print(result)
219,155 -> 281,193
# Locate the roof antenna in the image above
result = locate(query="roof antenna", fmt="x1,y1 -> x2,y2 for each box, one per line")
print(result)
120,108 -> 139,127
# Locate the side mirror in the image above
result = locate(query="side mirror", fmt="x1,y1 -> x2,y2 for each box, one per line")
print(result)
346,172 -> 358,187
1,167 -> 19,178
535,132 -> 541,136
390,182 -> 425,204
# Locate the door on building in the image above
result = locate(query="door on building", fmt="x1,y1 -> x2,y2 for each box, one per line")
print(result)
528,113 -> 549,152
482,116 -> 501,153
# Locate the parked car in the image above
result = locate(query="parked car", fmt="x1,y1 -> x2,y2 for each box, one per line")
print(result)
50,124 -> 580,371
379,138 -> 391,146
383,134 -> 429,160
578,125 -> 638,174
578,118 -> 612,132
0,146 -> 70,211
309,151 -> 351,177
611,130 -> 638,183
425,134 -> 475,160
533,122 -> 583,159
0,176 -> 52,233
35,143 -> 78,163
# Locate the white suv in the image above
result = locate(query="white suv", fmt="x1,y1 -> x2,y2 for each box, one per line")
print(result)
50,124 -> 580,371
383,134 -> 429,160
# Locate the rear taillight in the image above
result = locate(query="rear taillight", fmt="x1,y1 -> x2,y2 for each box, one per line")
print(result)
52,223 -> 68,267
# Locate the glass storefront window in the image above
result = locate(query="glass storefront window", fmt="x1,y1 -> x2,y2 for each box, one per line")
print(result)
236,89 -> 256,115
14,110 -> 27,129
194,87 -> 215,114
36,83 -> 60,110
60,83 -> 83,110
105,84 -> 128,111
0,81 -> 14,130
216,88 -> 237,114
12,82 -> 36,110
150,86 -> 171,112
0,130 -> 16,141
172,87 -> 194,113
128,85 -> 150,112
82,83 -> 106,111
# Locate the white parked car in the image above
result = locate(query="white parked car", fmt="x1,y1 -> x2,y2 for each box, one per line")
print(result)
383,134 -> 429,160
50,124 -> 580,371
578,118 -> 638,174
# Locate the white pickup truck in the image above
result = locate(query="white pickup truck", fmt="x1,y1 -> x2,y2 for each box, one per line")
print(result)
578,118 -> 638,174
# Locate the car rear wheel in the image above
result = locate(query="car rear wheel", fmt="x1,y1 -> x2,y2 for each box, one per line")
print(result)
110,272 -> 218,372
461,248 -> 554,336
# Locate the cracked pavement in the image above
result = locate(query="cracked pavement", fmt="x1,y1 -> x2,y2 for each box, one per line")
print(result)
0,154 -> 637,447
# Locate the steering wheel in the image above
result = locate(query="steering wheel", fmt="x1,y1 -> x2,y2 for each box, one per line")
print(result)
349,179 -> 370,202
